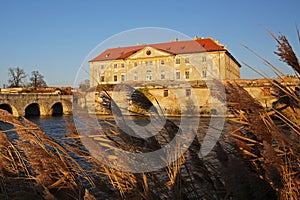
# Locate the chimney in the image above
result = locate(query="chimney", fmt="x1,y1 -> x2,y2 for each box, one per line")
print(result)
194,35 -> 199,40
214,39 -> 219,44
174,38 -> 179,42
136,42 -> 140,46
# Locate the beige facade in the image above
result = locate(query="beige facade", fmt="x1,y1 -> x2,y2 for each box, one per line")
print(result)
89,37 -> 241,87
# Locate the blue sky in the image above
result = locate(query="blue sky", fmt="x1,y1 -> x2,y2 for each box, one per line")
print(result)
0,0 -> 299,87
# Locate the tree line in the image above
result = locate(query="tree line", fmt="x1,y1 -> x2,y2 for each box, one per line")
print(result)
6,67 -> 47,89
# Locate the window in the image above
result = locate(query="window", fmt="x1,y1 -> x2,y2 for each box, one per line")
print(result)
186,89 -> 191,97
114,64 -> 118,68
163,90 -> 168,97
134,71 -> 138,80
121,74 -> 125,81
145,61 -> 152,66
113,75 -> 117,82
161,70 -> 166,80
176,58 -> 180,64
121,63 -> 125,68
146,70 -> 152,81
100,76 -> 105,82
184,58 -> 189,63
202,56 -> 206,62
134,62 -> 138,67
202,70 -> 207,78
160,60 -> 165,65
176,71 -> 180,79
101,65 -> 105,69
185,71 -> 190,79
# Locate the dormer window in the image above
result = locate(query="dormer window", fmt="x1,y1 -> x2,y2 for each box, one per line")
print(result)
105,53 -> 110,58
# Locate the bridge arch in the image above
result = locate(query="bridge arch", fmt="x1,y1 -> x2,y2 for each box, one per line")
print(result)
25,103 -> 40,117
0,103 -> 19,116
61,100 -> 73,115
50,102 -> 63,116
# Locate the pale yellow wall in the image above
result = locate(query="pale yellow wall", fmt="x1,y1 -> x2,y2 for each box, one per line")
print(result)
89,46 -> 240,87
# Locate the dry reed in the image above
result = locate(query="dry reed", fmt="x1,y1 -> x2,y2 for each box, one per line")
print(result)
1,28 -> 299,200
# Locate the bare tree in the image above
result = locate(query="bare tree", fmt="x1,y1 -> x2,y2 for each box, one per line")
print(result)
30,70 -> 47,89
8,67 -> 27,87
79,79 -> 90,90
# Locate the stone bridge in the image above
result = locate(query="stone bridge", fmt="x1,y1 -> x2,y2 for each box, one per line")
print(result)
0,93 -> 73,117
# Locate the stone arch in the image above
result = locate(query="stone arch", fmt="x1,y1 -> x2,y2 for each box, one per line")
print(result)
61,100 -> 73,115
0,103 -> 19,116
25,103 -> 40,117
50,102 -> 63,116
0,104 -> 12,114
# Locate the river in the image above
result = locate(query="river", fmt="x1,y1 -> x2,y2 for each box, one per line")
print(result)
27,115 -> 73,141
25,114 -> 229,199
27,114 -> 227,147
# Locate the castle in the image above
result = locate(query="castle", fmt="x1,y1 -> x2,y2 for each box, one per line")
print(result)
89,36 -> 241,87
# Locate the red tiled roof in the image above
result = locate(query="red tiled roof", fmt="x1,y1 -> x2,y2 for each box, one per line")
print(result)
90,38 -> 226,62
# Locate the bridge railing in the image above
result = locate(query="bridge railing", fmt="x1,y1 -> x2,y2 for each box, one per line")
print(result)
0,93 -> 72,98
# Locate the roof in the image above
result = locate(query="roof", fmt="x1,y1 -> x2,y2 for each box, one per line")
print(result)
90,38 -> 227,62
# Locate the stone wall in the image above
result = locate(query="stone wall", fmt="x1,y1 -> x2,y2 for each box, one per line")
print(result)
82,77 -> 299,116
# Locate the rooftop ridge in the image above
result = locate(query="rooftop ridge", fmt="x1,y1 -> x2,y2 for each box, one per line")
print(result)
89,37 -> 226,62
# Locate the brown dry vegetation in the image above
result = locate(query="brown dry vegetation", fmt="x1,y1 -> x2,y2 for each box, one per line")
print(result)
0,109 -> 87,199
0,31 -> 299,199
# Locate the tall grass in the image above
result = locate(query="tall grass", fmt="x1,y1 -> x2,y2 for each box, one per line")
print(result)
227,29 -> 300,199
0,29 -> 299,199
0,109 -> 88,199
